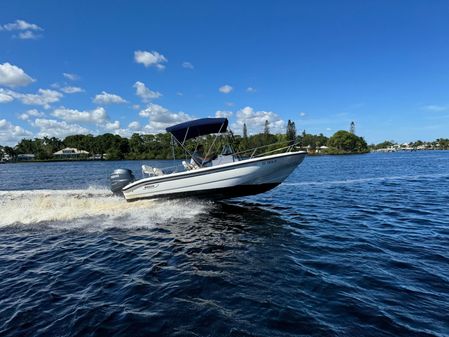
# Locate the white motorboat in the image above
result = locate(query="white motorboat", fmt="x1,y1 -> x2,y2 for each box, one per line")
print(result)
110,118 -> 306,201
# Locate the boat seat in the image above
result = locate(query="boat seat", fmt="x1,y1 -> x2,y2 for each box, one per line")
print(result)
153,167 -> 164,176
142,165 -> 164,176
142,165 -> 153,176
182,160 -> 199,171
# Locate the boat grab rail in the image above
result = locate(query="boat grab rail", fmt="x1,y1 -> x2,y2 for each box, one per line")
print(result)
232,141 -> 302,159
140,141 -> 304,177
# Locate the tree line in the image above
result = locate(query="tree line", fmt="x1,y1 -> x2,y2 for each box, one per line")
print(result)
369,139 -> 449,150
1,119 -> 372,161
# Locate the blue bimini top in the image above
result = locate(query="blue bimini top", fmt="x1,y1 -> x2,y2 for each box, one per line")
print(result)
166,118 -> 228,144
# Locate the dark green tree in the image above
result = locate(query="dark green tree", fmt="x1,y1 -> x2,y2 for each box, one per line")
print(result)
3,146 -> 16,158
239,123 -> 249,152
297,131 -> 328,150
15,139 -> 35,154
286,120 -> 296,144
64,134 -> 88,149
436,138 -> 449,149
327,130 -> 368,153
128,133 -> 145,158
373,140 -> 395,150
264,120 -> 270,135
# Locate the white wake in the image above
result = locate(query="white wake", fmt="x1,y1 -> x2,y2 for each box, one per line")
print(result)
0,187 -> 211,228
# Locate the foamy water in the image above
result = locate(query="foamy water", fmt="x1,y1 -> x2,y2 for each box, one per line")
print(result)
1,153 -> 449,336
0,187 -> 211,228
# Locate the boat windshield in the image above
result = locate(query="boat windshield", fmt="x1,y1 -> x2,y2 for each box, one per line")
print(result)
221,144 -> 234,156
189,144 -> 216,167
165,117 -> 237,170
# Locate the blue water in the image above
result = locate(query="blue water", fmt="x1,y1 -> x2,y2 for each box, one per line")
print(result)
1,151 -> 449,336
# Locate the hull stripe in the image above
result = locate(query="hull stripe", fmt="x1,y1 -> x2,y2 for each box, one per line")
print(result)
126,183 -> 280,202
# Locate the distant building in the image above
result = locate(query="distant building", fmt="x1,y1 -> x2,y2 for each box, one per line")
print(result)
17,154 -> 35,161
0,149 -> 10,162
53,147 -> 89,159
350,121 -> 356,134
305,144 -> 314,154
317,145 -> 329,154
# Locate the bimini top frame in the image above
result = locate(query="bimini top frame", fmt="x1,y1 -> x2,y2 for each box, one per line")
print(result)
166,118 -> 231,167
166,118 -> 228,145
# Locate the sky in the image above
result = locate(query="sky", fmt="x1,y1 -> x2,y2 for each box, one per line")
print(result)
1,0 -> 449,146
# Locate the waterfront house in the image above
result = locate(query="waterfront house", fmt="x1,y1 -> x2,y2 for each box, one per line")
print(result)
0,149 -> 11,162
53,147 -> 89,159
17,154 -> 35,161
317,145 -> 329,153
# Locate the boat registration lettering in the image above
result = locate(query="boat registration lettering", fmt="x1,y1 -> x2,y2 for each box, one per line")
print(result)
143,184 -> 159,189
261,159 -> 277,166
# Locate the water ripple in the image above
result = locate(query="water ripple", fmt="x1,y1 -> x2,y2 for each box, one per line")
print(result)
1,152 -> 449,336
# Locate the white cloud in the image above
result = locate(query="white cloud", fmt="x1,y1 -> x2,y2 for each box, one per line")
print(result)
52,106 -> 108,124
215,110 -> 233,118
299,112 -> 306,117
0,62 -> 35,87
17,30 -> 40,40
18,89 -> 62,108
134,50 -> 167,69
105,120 -> 120,130
18,109 -> 44,120
232,106 -> 285,134
225,102 -> 235,107
182,61 -> 194,69
33,118 -> 89,138
1,88 -> 62,109
63,73 -> 79,81
422,105 -> 448,112
93,91 -> 127,105
0,119 -> 33,145
1,20 -> 43,40
27,109 -> 44,117
61,86 -> 84,94
176,92 -> 183,96
139,103 -> 193,133
99,121 -> 143,137
246,87 -> 256,93
1,19 -> 42,32
219,84 -> 233,94
110,126 -> 146,137
133,81 -> 161,102
128,121 -> 141,130
0,92 -> 14,103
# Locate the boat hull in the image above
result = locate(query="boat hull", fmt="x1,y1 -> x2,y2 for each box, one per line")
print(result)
121,151 -> 306,201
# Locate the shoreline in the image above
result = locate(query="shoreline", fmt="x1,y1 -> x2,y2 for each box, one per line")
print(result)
3,149 -> 449,164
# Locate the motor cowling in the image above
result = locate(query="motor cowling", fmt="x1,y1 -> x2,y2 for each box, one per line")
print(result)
110,168 -> 135,195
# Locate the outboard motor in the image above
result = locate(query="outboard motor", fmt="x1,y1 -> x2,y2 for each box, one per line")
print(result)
110,168 -> 135,196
